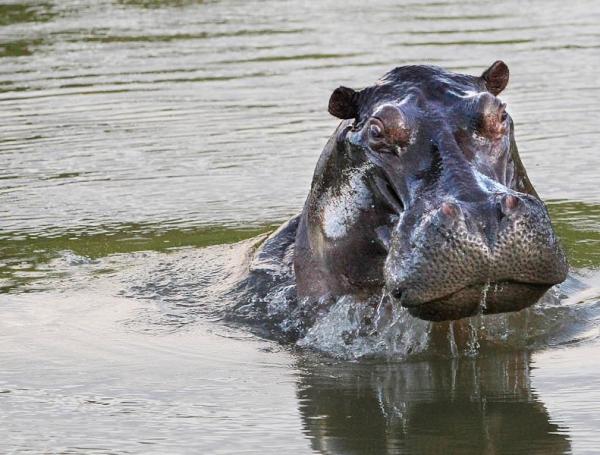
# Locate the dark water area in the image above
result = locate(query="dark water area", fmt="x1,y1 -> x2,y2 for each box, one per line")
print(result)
1,0 -> 599,453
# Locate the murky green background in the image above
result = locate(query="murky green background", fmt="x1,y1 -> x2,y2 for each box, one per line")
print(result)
1,0 -> 599,453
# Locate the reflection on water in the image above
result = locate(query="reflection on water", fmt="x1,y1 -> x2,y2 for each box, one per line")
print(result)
1,0 -> 599,453
1,0 -> 599,237
0,223 -> 272,293
2,276 -> 597,454
298,353 -> 570,454
548,201 -> 600,269
0,3 -> 54,27
0,38 -> 44,58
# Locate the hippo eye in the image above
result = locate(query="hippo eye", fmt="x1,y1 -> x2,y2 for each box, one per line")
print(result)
369,123 -> 383,139
367,110 -> 409,152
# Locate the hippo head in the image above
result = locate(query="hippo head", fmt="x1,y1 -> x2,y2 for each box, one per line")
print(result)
294,62 -> 568,321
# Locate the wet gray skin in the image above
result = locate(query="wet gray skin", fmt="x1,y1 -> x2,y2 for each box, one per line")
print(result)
288,61 -> 568,321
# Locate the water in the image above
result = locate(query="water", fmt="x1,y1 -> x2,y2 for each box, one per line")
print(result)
1,0 -> 599,453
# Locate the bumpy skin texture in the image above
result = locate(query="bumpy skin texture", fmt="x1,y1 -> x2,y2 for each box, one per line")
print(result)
293,62 -> 568,321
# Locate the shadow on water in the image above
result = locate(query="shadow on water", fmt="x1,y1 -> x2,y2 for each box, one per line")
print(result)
296,352 -> 571,454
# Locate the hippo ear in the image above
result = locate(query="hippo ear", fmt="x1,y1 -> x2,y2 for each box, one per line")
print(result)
481,60 -> 509,96
328,86 -> 359,119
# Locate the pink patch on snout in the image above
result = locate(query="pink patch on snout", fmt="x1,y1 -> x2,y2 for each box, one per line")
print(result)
441,202 -> 459,218
503,194 -> 520,211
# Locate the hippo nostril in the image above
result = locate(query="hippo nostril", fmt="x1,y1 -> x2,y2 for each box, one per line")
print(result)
390,287 -> 404,300
441,201 -> 459,218
503,194 -> 520,211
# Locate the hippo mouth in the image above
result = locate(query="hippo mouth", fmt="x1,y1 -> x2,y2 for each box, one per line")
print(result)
402,281 -> 551,321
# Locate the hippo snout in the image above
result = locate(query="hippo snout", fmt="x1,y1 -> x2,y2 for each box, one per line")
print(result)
385,191 -> 568,321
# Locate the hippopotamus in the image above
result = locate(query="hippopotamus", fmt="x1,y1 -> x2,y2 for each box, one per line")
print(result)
243,61 -> 568,325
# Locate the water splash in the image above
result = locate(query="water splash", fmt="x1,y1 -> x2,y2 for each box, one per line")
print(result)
288,274 -> 598,359
479,281 -> 491,315
448,322 -> 458,357
296,293 -> 432,359
465,319 -> 481,356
